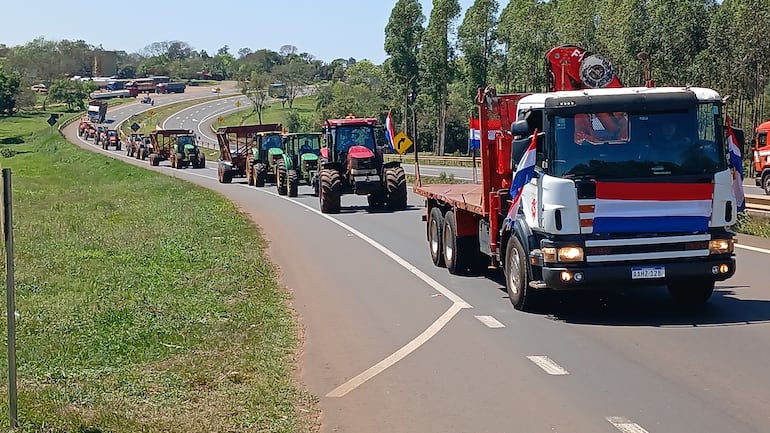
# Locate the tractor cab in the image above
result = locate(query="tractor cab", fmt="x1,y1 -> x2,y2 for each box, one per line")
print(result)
176,134 -> 198,154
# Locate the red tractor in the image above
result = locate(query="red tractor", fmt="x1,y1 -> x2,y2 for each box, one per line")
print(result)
317,117 -> 407,213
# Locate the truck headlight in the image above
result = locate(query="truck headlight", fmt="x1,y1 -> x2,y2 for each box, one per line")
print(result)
542,246 -> 584,263
709,239 -> 734,254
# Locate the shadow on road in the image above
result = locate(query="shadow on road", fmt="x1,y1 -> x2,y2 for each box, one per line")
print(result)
484,269 -> 769,327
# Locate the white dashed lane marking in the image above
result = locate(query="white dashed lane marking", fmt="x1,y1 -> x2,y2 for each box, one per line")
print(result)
474,315 -> 505,328
526,355 -> 569,375
606,417 -> 650,433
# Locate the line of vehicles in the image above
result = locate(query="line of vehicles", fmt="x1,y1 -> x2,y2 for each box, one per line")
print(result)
80,44 -> 752,312
214,118 -> 408,211
89,76 -> 187,100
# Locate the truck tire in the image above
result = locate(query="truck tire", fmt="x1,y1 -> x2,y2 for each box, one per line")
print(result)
277,159 -> 288,196
288,169 -> 299,197
442,211 -> 476,275
505,235 -> 534,311
385,166 -> 408,211
668,280 -> 714,306
320,169 -> 341,214
763,173 -> 770,195
428,207 -> 445,267
254,163 -> 266,187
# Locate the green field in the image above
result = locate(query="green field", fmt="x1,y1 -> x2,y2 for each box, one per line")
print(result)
0,112 -> 316,432
219,97 -> 317,128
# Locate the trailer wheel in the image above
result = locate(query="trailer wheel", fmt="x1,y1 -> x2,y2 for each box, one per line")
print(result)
428,207 -> 445,267
320,169 -> 341,214
277,159 -> 288,196
288,169 -> 299,197
254,163 -> 266,187
505,235 -> 533,311
763,173 -> 770,195
149,154 -> 160,167
442,211 -> 475,275
385,166 -> 408,211
668,280 -> 714,306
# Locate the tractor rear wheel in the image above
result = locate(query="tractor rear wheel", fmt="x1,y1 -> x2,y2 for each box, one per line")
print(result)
277,159 -> 288,196
319,169 -> 341,214
254,163 -> 266,187
385,166 -> 408,211
288,169 -> 299,197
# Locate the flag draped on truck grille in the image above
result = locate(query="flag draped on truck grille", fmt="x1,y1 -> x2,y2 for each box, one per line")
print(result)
503,132 -> 539,229
726,116 -> 746,212
592,182 -> 714,234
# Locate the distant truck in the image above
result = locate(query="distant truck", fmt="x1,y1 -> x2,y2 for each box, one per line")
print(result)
86,100 -> 108,123
90,90 -> 130,100
752,119 -> 770,194
156,82 -> 186,94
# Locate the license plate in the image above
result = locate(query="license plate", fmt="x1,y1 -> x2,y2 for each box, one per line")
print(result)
631,266 -> 665,279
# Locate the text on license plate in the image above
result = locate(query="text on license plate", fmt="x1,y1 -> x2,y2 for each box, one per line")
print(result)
631,266 -> 665,279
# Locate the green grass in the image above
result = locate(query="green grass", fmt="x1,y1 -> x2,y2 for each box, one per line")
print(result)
734,212 -> 770,238
219,97 -> 317,128
0,113 -> 316,432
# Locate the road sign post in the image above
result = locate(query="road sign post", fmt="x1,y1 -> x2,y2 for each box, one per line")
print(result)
2,168 -> 18,429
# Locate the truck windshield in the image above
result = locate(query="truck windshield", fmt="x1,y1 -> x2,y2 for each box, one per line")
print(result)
551,103 -> 726,178
335,126 -> 375,152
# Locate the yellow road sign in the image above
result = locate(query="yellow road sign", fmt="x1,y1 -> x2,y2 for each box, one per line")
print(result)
147,109 -> 155,117
236,101 -> 241,108
217,116 -> 224,123
393,131 -> 413,155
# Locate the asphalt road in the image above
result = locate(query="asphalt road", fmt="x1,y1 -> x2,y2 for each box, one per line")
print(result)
63,94 -> 770,433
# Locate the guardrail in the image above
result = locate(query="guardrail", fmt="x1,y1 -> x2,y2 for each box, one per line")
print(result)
746,194 -> 770,213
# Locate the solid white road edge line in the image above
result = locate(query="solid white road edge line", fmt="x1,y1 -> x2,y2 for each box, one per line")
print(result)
326,302 -> 466,398
526,356 -> 569,375
606,417 -> 650,433
735,243 -> 770,254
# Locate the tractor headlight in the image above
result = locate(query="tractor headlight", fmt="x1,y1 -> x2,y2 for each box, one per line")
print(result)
709,239 -> 734,254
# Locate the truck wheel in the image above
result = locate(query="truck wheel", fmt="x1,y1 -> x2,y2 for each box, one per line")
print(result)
505,235 -> 534,311
385,166 -> 408,211
428,207 -> 445,267
763,174 -> 770,195
320,169 -> 341,214
277,159 -> 288,196
288,169 -> 299,197
442,211 -> 475,275
255,163 -> 266,187
668,280 -> 714,306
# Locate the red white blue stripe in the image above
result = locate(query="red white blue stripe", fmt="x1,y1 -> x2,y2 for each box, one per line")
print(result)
385,110 -> 396,151
504,136 -> 538,227
592,182 -> 713,234
727,116 -> 745,212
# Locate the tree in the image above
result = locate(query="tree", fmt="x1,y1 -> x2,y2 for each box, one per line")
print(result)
496,0 -> 555,92
458,0 -> 499,98
48,79 -> 91,111
385,0 -> 425,134
240,71 -> 271,124
0,65 -> 22,116
273,62 -> 313,109
420,0 -> 462,155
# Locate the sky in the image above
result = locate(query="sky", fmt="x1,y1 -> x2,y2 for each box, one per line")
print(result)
1,0 -> 475,65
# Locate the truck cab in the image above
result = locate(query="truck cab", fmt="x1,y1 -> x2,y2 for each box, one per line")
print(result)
752,120 -> 770,194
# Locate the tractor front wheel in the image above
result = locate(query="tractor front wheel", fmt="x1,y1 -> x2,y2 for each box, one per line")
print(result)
319,169 -> 341,214
174,153 -> 184,169
277,159 -> 288,196
288,169 -> 299,197
254,163 -> 266,187
385,166 -> 408,211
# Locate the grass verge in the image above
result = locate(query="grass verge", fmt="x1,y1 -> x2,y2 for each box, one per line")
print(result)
0,113 -> 316,432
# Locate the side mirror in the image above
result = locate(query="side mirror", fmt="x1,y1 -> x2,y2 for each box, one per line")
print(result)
511,119 -> 529,137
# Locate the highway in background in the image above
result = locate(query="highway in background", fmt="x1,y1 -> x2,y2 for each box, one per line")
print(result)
64,93 -> 770,433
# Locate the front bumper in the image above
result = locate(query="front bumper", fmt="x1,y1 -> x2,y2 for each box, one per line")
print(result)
537,256 -> 736,290
352,175 -> 382,195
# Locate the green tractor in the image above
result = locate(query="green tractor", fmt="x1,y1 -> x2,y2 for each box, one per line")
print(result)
280,132 -> 322,197
253,131 -> 286,188
170,133 -> 206,169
